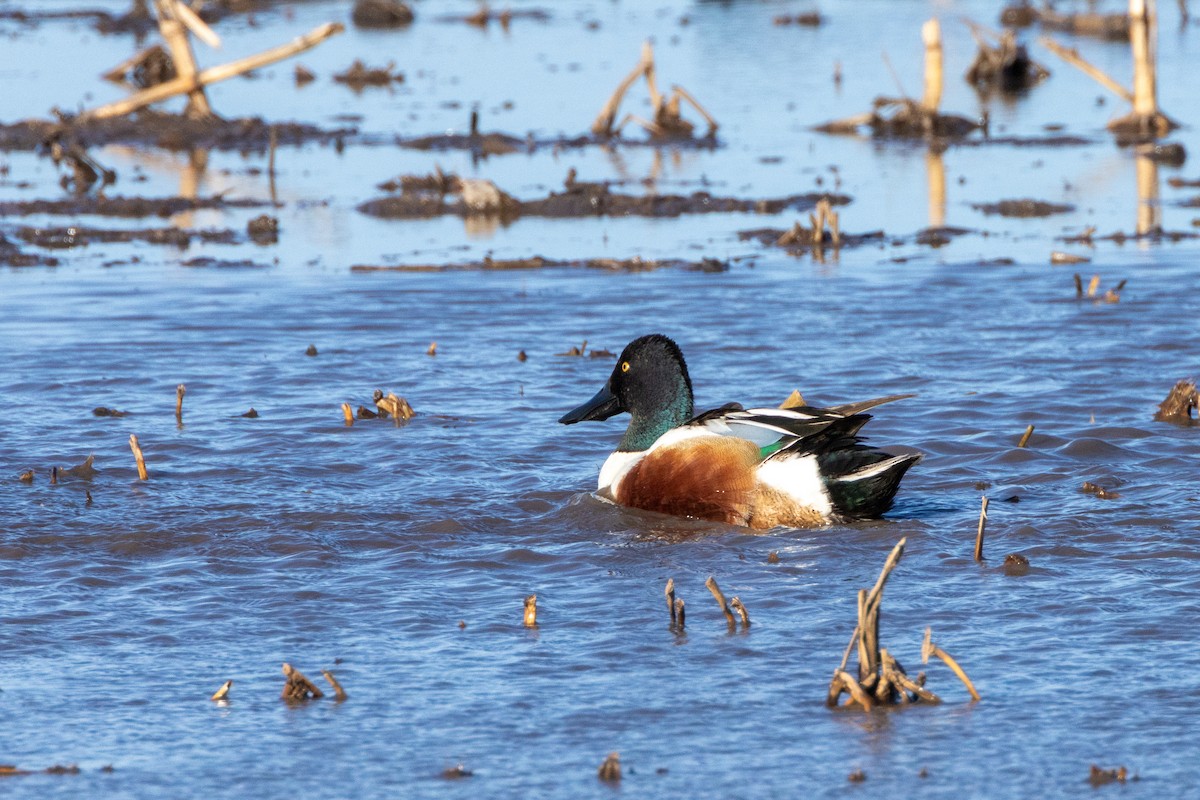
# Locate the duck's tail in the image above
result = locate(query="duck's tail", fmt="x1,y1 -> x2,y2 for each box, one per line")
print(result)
819,449 -> 922,519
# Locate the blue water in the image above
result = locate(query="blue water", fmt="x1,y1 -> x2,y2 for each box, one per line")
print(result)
3,1 -> 1200,797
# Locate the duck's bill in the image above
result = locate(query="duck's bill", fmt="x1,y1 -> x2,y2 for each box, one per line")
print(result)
559,383 -> 622,424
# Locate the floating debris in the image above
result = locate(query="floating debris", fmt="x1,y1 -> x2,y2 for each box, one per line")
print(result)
1153,379 -> 1198,423
247,215 -> 279,244
517,350 -> 527,362
972,199 -> 1074,217
293,64 -> 315,85
523,594 -> 538,627
597,752 -> 621,783
426,342 -> 437,357
848,769 -> 867,783
557,340 -> 588,357
210,679 -> 232,702
306,344 -> 319,357
373,391 -> 415,422
176,383 -> 186,423
18,470 -> 34,483
1088,764 -> 1130,786
333,60 -> 404,90
241,408 -> 258,418
767,551 -> 781,564
773,12 -> 823,27
341,403 -> 354,426
1050,251 -> 1090,265
1082,481 -> 1120,500
1003,553 -> 1031,576
441,764 -> 473,779
281,663 -> 324,702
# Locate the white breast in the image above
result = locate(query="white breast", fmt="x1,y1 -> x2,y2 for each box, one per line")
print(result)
596,427 -> 720,498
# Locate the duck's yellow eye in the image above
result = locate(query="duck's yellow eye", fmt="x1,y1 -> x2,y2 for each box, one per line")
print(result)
620,361 -> 630,373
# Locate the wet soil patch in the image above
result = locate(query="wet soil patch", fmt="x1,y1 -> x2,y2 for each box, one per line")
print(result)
14,225 -> 239,249
971,199 -> 1074,217
393,130 -> 720,155
0,1 -> 286,36
435,7 -> 551,26
0,233 -> 59,267
737,226 -> 886,254
181,256 -> 271,269
352,0 -> 414,28
350,256 -> 732,273
0,195 -> 268,218
0,110 -> 354,153
1001,3 -> 1130,41
333,60 -> 405,90
359,175 -> 846,220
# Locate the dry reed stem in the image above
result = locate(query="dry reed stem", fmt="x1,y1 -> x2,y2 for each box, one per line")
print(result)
321,669 -> 348,701
833,669 -> 874,710
975,496 -> 989,562
921,18 -> 943,112
674,598 -> 685,630
1017,424 -> 1034,448
730,597 -> 751,628
210,679 -> 232,701
523,594 -> 538,627
922,628 -> 981,701
173,0 -> 221,49
597,752 -> 621,782
1129,0 -> 1158,117
591,42 -> 652,135
665,578 -> 676,626
152,0 -> 211,117
281,663 -> 324,701
671,83 -> 719,136
175,383 -> 186,422
129,434 -> 148,480
704,576 -> 736,628
1038,37 -> 1132,102
80,22 -> 344,121
341,403 -> 354,426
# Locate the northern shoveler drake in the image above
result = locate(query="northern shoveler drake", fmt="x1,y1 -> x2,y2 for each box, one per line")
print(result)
558,334 -> 921,529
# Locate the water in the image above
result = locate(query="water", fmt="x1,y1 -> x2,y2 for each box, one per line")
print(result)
3,0 -> 1200,796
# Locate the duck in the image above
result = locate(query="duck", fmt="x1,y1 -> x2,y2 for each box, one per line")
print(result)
558,334 -> 921,529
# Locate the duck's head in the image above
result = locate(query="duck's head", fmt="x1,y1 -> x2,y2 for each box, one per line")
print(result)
559,334 -> 695,451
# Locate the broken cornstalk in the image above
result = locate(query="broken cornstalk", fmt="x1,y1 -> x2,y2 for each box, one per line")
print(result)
591,41 -> 717,140
817,19 -> 981,141
828,537 -> 976,709
1040,0 -> 1176,141
78,21 -> 345,122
